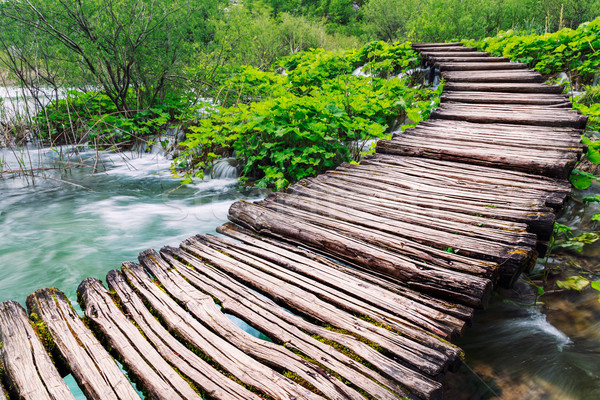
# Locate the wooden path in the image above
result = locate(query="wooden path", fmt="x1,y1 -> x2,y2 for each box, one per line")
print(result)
0,43 -> 587,400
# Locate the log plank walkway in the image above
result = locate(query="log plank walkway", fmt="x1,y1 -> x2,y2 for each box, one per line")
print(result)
0,43 -> 587,399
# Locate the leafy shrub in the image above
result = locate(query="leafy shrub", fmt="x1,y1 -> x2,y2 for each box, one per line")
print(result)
174,41 -> 435,190
36,90 -> 194,147
465,18 -> 600,85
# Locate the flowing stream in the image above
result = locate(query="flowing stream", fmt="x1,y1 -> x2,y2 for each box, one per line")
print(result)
1,144 -> 599,399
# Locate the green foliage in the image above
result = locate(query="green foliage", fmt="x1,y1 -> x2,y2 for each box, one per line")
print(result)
466,18 -> 600,85
0,0 -> 225,112
362,0 -> 600,43
570,169 -> 599,190
553,231 -> 600,253
175,41 -> 436,189
591,280 -> 600,303
36,90 -> 193,147
556,275 -> 591,291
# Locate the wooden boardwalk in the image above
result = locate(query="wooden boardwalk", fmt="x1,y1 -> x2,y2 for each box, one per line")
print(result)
0,43 -> 587,399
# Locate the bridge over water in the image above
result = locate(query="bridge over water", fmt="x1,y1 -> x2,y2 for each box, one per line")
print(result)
0,43 -> 587,400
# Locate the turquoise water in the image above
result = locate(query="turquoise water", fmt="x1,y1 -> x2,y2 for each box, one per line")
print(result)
0,147 -> 266,305
2,145 -> 599,399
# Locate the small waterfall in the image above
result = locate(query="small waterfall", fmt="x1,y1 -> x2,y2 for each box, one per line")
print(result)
352,65 -> 374,77
210,157 -> 239,179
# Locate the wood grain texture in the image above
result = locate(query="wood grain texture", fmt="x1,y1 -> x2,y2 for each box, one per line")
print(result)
26,288 -> 140,400
0,301 -> 75,400
114,261 -> 322,400
132,254 -> 358,400
105,270 -> 262,400
443,82 -> 564,93
161,245 -> 443,399
179,236 -> 465,376
77,278 -> 202,400
436,62 -> 527,71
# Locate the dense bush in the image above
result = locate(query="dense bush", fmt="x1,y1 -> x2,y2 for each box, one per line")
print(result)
37,90 -> 196,148
465,18 -> 600,86
173,41 -> 438,190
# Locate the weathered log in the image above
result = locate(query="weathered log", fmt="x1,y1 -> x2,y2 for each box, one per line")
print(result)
441,70 -> 544,83
431,103 -> 588,129
262,191 -> 532,269
441,91 -> 571,106
105,270 -> 262,400
161,245 -> 444,399
368,153 -> 572,193
133,254 -> 360,400
228,200 -> 492,307
217,222 -> 475,323
418,46 -> 478,52
443,82 -> 563,93
179,236 -> 463,377
290,179 -> 529,233
376,139 -> 577,179
332,161 -> 568,209
116,261 -> 322,400
137,252 -> 419,400
399,120 -> 583,146
412,42 -> 462,47
0,301 -> 75,400
26,288 -> 140,400
421,51 -> 489,58
259,195 -> 531,284
436,62 -> 527,71
429,56 -> 509,63
304,173 -> 556,241
282,182 -> 536,249
77,278 -> 202,400
201,229 -> 468,339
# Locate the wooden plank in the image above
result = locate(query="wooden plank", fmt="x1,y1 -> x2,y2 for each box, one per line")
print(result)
421,51 -> 489,58
443,82 -> 563,93
130,255 -> 361,400
418,46 -> 478,52
198,233 -> 469,339
135,252 -> 420,400
386,133 -> 579,158
399,126 -> 583,151
334,160 -> 569,209
300,174 -> 556,241
211,225 -> 470,337
290,178 -> 529,233
77,278 -> 202,400
430,56 -> 509,63
377,138 -> 577,179
418,118 -> 581,143
228,200 -> 493,307
111,265 -> 323,400
216,223 -> 476,322
442,70 -> 544,83
413,42 -> 462,47
262,191 -> 534,268
161,245 -> 444,399
26,288 -> 140,400
258,195 -> 531,284
104,271 -> 270,400
0,301 -> 75,400
436,62 -> 527,71
431,103 -> 588,129
178,237 -> 465,376
441,91 -> 571,106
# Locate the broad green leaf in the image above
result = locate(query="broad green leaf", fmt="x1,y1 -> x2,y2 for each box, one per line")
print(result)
557,276 -> 590,291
